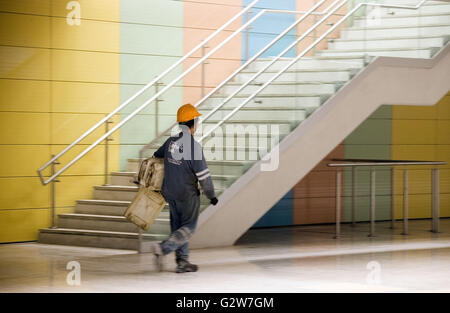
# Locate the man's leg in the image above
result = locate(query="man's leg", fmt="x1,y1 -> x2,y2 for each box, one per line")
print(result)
158,194 -> 200,271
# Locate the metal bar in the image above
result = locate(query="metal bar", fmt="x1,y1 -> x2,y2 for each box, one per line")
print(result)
201,45 -> 209,97
104,118 -> 112,186
329,161 -> 446,167
50,156 -> 59,228
334,170 -> 342,239
37,0 -> 262,183
43,8 -> 268,185
432,168 -> 440,233
199,0 -> 430,143
140,0 -> 336,157
199,0 -> 344,142
402,169 -> 409,235
351,166 -> 356,226
138,228 -> 143,253
391,167 -> 395,229
369,168 -> 376,237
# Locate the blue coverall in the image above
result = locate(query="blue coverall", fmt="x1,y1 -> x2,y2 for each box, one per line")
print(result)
153,127 -> 216,263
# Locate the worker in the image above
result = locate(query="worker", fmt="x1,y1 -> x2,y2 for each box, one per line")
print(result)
152,103 -> 218,273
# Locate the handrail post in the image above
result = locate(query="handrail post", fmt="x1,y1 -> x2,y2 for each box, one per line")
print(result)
402,168 -> 409,235
201,45 -> 210,97
334,170 -> 342,239
351,166 -> 356,226
431,168 -> 440,233
50,156 -> 60,228
155,80 -> 164,135
369,167 -> 376,237
391,167 -> 395,229
245,10 -> 254,62
104,118 -> 114,186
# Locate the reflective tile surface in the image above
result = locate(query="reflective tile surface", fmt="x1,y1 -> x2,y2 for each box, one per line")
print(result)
1,220 -> 449,292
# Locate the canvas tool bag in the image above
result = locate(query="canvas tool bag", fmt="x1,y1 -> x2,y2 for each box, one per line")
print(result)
136,157 -> 164,191
126,157 -> 165,230
124,187 -> 166,231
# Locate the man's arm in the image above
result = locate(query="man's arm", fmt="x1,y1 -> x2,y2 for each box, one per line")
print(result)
192,148 -> 217,203
153,140 -> 167,158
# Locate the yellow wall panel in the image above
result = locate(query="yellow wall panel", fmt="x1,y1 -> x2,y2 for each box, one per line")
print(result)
50,144 -> 119,176
0,112 -> 50,144
391,145 -> 436,162
392,105 -> 437,120
437,120 -> 450,145
394,194 -> 432,220
50,113 -> 119,145
0,0 -> 50,15
55,175 -> 103,207
52,50 -> 119,83
436,95 -> 450,120
0,146 -> 50,177
52,17 -> 119,52
0,177 -> 49,210
0,209 -> 50,242
52,0 -> 120,22
0,13 -> 50,47
393,169 -> 432,196
436,145 -> 450,167
392,119 -> 436,145
0,47 -> 49,80
0,79 -> 50,112
441,194 -> 450,217
52,81 -> 119,113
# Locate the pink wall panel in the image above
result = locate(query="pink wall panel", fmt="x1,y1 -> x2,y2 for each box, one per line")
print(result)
183,0 -> 242,105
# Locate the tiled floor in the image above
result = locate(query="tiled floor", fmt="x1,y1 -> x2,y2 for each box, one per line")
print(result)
1,219 -> 449,292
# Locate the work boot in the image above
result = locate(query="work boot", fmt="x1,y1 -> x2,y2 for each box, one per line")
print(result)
153,243 -> 164,272
176,259 -> 198,273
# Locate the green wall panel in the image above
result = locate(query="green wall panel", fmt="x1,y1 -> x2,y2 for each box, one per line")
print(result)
119,0 -> 183,170
344,106 -> 392,222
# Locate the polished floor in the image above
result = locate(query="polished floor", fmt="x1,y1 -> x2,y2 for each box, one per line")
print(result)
1,219 -> 450,292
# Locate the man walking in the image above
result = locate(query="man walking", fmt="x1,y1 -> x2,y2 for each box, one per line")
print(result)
152,103 -> 218,273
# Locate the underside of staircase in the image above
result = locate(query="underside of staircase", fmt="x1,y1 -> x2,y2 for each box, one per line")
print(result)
39,1 -> 450,250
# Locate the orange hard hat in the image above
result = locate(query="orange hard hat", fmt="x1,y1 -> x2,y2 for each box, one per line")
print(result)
177,103 -> 201,123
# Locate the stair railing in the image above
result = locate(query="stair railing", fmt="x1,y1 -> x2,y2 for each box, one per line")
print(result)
197,0 -> 430,143
37,0 -> 262,186
139,0 -> 341,159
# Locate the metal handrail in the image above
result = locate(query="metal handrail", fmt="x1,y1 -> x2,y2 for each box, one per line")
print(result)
139,0 -> 341,159
328,161 -> 447,167
37,0 -> 263,185
197,0 -> 430,143
327,159 -> 446,238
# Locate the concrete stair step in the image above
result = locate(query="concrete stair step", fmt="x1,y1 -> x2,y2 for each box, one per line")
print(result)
76,199 -> 170,217
233,70 -> 352,84
217,82 -> 337,97
203,95 -> 324,110
199,107 -> 308,122
328,36 -> 447,50
316,47 -> 438,58
93,185 -> 139,201
246,57 -> 365,71
38,228 -> 167,250
202,119 -> 296,133
353,13 -> 450,28
76,199 -> 130,216
58,213 -> 170,234
375,3 -> 450,17
340,25 -> 450,40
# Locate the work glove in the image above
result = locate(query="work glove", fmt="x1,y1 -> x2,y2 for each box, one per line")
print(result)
210,197 -> 218,206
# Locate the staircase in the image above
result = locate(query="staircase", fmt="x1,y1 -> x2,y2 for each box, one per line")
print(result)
39,1 -> 450,250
